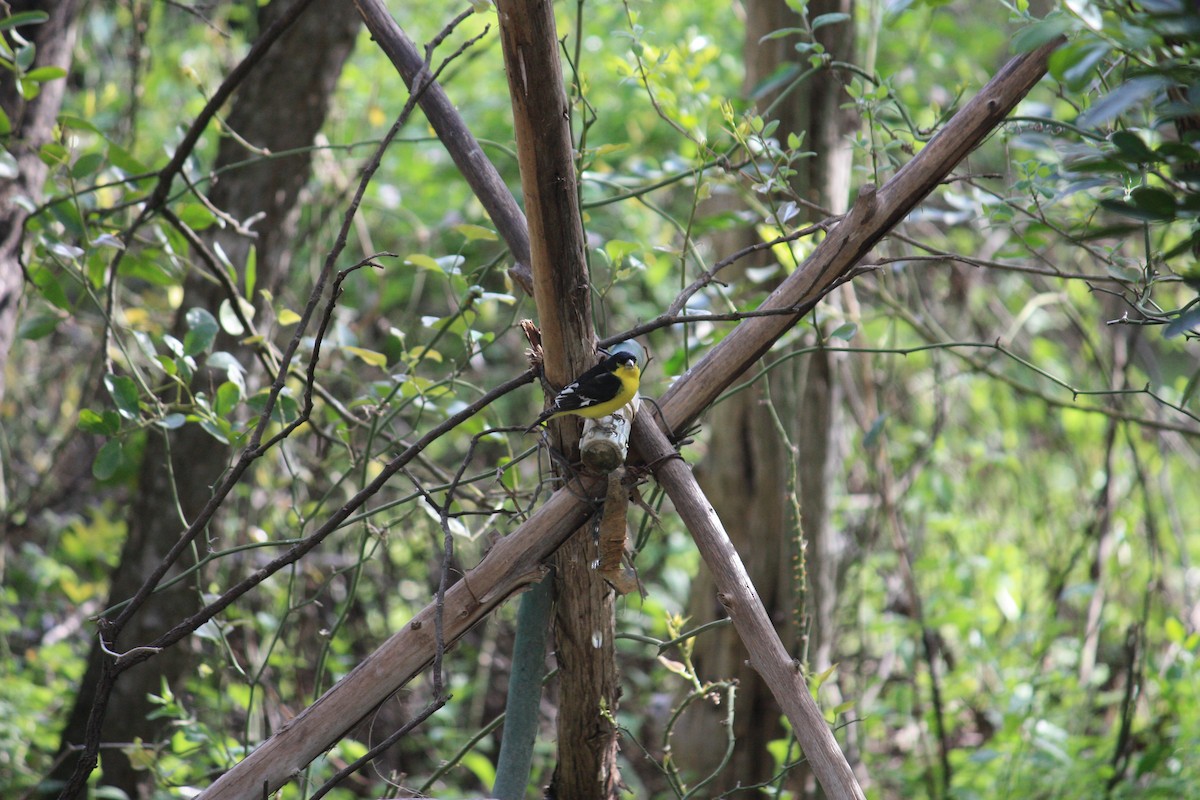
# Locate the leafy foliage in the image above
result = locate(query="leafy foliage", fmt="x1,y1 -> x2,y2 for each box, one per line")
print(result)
2,0 -> 1199,798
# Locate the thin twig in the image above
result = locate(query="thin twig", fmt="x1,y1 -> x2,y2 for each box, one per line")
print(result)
308,698 -> 448,800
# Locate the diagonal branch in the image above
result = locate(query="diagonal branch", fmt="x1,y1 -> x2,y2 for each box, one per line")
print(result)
633,418 -> 864,798
196,35 -> 1064,800
354,0 -> 533,293
197,473 -> 603,800
653,36 -> 1065,433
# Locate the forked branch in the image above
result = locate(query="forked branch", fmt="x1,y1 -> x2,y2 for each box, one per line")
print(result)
197,34 -> 1064,800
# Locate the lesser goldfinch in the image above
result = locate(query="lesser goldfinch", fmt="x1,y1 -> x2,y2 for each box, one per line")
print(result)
527,351 -> 640,431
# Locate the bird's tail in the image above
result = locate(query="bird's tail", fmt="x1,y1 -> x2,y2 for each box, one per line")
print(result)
524,410 -> 552,434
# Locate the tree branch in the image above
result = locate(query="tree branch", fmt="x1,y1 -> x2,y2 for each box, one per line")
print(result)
353,0 -> 534,293
632,418 -> 865,799
653,37 -> 1067,433
194,33 -> 1066,800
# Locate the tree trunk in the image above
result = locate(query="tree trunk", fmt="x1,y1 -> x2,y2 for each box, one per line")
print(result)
48,1 -> 361,796
496,2 -> 621,796
676,0 -> 855,794
0,0 -> 81,401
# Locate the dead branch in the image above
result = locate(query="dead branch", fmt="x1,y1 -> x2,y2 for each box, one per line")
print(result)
195,34 -> 1064,800
654,37 -> 1065,433
354,0 -> 533,293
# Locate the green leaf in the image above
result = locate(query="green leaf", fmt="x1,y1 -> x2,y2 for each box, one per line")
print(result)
244,245 -> 257,298
809,663 -> 838,693
107,142 -> 149,175
206,354 -> 244,398
200,418 -> 232,444
1099,196 -> 1172,222
87,251 -> 107,289
214,381 -> 241,417
207,350 -> 245,376
47,197 -> 85,237
14,40 -> 35,71
1105,261 -> 1142,282
1110,131 -> 1156,163
157,413 -> 187,430
405,253 -> 443,273
48,241 -> 83,260
71,151 -> 105,179
117,252 -> 176,286
1048,41 -> 1110,91
452,223 -> 498,242
276,394 -> 301,424
0,148 -> 16,180
0,11 -> 49,30
1164,616 -> 1186,644
277,307 -> 301,326
340,739 -> 372,763
830,699 -> 857,717
1011,13 -> 1075,54
247,388 -> 301,425
1166,230 -> 1200,263
862,413 -> 888,450
1129,186 -> 1176,217
459,751 -> 496,789
811,12 -> 850,30
78,408 -> 121,436
1156,142 -> 1200,163
1164,304 -> 1200,339
92,439 -> 126,480
104,374 -> 141,420
343,346 -> 389,368
829,322 -> 857,341
183,307 -> 219,356
90,232 -> 124,250
178,203 -> 217,231
176,354 -> 196,383
57,113 -> 101,134
218,297 -> 254,336
605,239 -> 641,260
129,329 -> 157,366
39,140 -> 68,167
759,26 -> 806,42
17,311 -> 59,340
1078,76 -> 1169,128
22,65 -> 66,83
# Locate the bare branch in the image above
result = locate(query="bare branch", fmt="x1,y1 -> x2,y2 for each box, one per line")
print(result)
631,418 -> 865,799
354,0 -> 534,293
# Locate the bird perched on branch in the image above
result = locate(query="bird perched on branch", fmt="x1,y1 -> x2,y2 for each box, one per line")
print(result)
527,350 -> 640,431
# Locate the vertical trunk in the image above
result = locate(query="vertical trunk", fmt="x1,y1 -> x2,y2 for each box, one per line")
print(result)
496,2 -> 620,796
550,535 -> 622,798
0,0 -> 82,402
676,0 -> 855,794
48,1 -> 361,795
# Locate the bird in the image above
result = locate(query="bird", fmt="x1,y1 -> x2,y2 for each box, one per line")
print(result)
527,350 -> 641,431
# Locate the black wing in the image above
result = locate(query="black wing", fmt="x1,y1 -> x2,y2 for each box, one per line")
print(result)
549,363 -> 623,413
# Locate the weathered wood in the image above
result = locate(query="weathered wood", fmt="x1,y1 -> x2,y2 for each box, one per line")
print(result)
496,2 -> 621,796
634,418 -> 866,799
354,0 -> 533,292
197,35 -> 1063,800
495,0 -> 593,380
676,0 -> 857,790
655,37 -> 1064,432
197,477 -> 603,800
